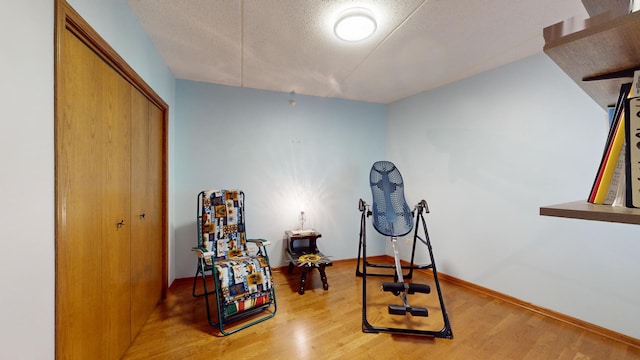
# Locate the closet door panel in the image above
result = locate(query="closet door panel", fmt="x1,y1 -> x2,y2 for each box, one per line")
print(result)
56,30 -> 104,359
130,87 -> 152,337
98,58 -> 132,359
148,102 -> 164,303
130,90 -> 164,339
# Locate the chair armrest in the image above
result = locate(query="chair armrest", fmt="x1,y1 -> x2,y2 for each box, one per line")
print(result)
192,247 -> 214,258
247,238 -> 271,246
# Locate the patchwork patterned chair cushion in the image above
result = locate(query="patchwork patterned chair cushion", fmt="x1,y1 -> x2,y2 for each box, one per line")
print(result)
201,189 -> 247,260
215,257 -> 272,316
199,190 -> 273,316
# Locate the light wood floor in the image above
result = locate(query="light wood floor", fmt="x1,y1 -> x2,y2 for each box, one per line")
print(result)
123,258 -> 640,360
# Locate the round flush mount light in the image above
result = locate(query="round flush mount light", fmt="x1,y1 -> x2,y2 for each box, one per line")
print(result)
334,8 -> 377,42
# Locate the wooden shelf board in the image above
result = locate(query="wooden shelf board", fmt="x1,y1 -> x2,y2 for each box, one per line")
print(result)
543,10 -> 640,109
540,200 -> 640,224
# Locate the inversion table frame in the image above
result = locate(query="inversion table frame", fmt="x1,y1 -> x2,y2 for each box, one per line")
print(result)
357,198 -> 453,338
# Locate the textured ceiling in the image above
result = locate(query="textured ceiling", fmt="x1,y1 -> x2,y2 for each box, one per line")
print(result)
126,0 -> 589,104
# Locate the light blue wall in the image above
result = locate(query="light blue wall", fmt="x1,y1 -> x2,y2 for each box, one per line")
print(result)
174,80 -> 386,277
0,1 -> 175,359
388,53 -> 640,339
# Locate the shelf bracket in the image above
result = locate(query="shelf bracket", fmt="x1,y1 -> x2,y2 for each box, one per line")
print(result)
583,64 -> 640,81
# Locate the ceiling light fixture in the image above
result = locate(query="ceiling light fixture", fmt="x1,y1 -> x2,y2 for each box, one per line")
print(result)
334,8 -> 377,42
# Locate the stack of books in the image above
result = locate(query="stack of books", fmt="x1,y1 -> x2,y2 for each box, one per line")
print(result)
588,71 -> 640,208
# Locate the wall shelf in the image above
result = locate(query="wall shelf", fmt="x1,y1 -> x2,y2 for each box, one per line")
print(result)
540,8 -> 640,224
540,201 -> 640,225
543,10 -> 640,110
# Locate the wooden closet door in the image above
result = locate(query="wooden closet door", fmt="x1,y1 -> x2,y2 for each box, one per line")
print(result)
98,57 -> 132,358
56,29 -> 105,360
148,102 -> 164,304
130,88 -> 163,338
56,2 -> 168,358
57,30 -> 132,359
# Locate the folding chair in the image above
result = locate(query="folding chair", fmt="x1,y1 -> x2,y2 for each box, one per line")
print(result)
192,189 -> 276,335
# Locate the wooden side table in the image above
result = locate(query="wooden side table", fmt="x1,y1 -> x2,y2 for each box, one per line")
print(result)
285,229 -> 332,294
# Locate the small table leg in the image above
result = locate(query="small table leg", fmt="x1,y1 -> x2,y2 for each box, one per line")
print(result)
288,262 -> 294,274
319,265 -> 329,290
299,269 -> 308,295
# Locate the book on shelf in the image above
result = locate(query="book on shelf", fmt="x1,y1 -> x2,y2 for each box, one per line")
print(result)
611,165 -> 626,206
624,70 -> 640,207
604,148 -> 626,205
588,82 -> 632,204
603,102 -> 628,205
608,106 -> 616,126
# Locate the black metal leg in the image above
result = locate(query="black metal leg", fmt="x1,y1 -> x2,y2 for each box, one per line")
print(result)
192,263 -> 212,298
199,262 -> 216,328
192,266 -> 201,297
